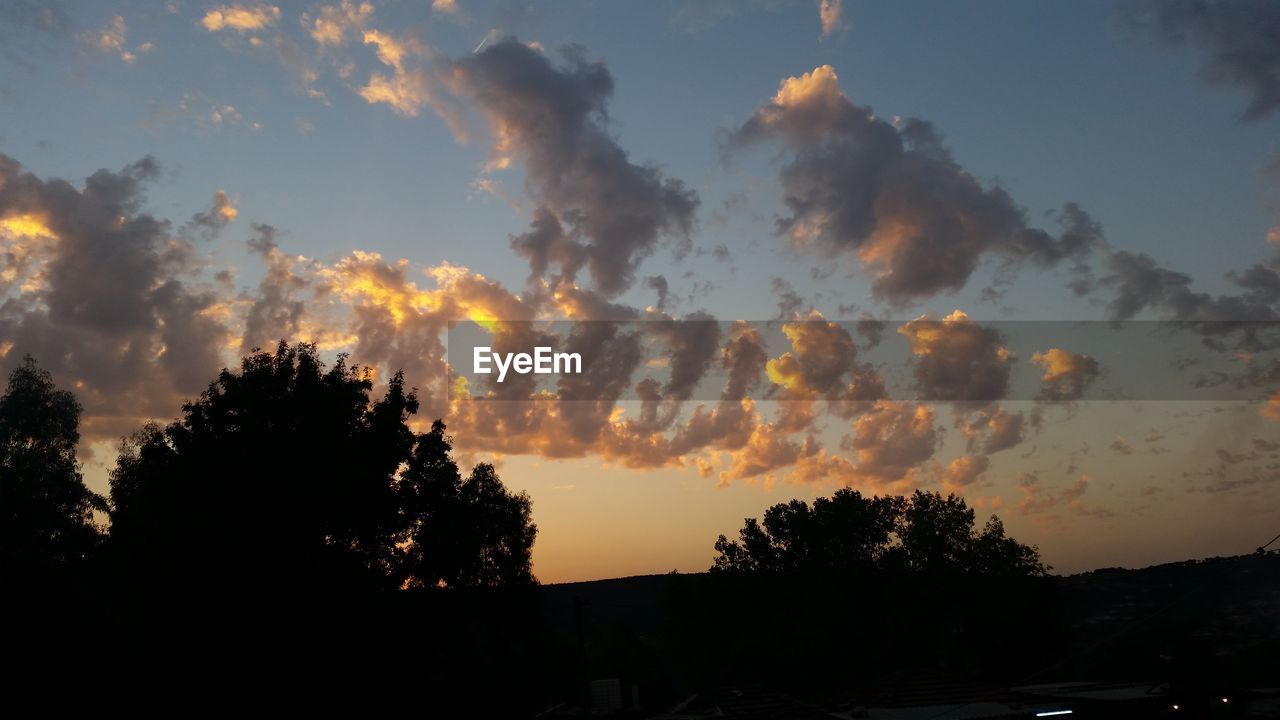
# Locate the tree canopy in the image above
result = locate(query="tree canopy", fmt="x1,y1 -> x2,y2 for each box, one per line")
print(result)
0,356 -> 104,569
108,342 -> 536,589
712,488 -> 1047,577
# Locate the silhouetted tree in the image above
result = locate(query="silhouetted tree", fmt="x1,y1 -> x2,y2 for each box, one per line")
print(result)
890,490 -> 982,572
970,515 -> 1048,576
108,342 -> 537,589
712,489 -> 901,573
398,421 -> 537,587
712,489 -> 1046,576
0,356 -> 104,569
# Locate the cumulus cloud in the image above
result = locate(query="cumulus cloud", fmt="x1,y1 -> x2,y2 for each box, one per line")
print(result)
453,39 -> 699,296
765,310 -> 886,416
1031,347 -> 1101,401
835,400 -> 942,486
726,65 -> 1101,305
958,403 -> 1026,456
945,454 -> 989,492
1118,0 -> 1280,121
201,4 -> 281,34
0,153 -> 230,440
898,310 -> 1012,403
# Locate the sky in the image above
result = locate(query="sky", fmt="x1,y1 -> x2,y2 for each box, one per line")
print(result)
2,0 -> 1279,583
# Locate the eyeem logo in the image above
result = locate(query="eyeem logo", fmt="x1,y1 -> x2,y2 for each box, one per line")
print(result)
474,346 -> 583,383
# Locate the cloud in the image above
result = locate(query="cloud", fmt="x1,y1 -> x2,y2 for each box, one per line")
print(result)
958,404 -> 1026,455
356,29 -> 448,119
201,4 -> 281,34
819,0 -> 845,38
453,39 -> 699,296
1102,249 -> 1279,323
945,454 -> 989,492
1018,473 -> 1098,516
1263,392 -> 1280,421
1031,347 -> 1101,401
187,190 -> 238,239
1109,437 -> 1135,455
835,400 -> 941,486
432,0 -> 461,16
771,276 -> 805,319
240,224 -> 316,353
898,310 -> 1012,403
84,15 -> 137,63
304,0 -> 374,47
1118,0 -> 1280,121
765,310 -> 886,414
0,153 -> 230,440
725,65 -> 1101,305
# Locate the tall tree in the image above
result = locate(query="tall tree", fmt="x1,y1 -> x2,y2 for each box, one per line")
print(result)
0,356 -> 104,568
108,342 -> 537,589
892,490 -> 980,572
398,421 -> 537,588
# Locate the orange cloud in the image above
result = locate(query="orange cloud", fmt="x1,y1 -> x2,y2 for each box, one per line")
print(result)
1263,392 -> 1280,421
201,4 -> 281,33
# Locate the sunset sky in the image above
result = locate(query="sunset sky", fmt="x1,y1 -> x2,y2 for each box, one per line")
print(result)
2,0 -> 1279,583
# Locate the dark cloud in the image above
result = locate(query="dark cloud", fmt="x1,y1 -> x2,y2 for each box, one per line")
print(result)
898,311 -> 1012,403
959,404 -> 1026,456
770,276 -> 804,319
646,274 -> 669,312
667,322 -> 768,456
1104,250 -> 1272,321
456,39 -> 699,296
725,66 -> 1101,305
241,223 -> 309,353
0,153 -> 228,440
837,400 -> 941,485
1117,0 -> 1280,121
855,314 -> 886,349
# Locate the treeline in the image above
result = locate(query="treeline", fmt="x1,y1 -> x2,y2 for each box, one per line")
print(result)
712,488 -> 1047,576
2,343 -> 536,588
